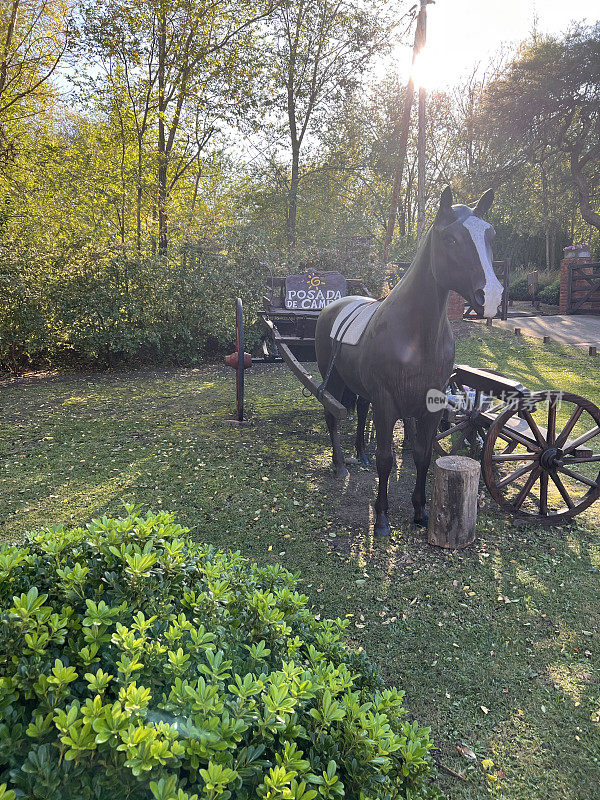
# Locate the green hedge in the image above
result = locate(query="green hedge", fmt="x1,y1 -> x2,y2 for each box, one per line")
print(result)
509,271 -> 561,303
538,279 -> 560,306
508,275 -> 530,301
0,508 -> 439,800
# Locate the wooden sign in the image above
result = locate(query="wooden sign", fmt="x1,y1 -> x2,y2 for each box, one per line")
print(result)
285,271 -> 346,310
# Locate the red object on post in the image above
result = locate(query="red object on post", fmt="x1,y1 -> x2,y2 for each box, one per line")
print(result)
225,352 -> 252,369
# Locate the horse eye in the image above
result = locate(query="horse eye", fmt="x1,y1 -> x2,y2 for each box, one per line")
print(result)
445,235 -> 457,246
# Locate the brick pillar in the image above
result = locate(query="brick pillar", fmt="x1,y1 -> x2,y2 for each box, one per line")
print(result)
447,290 -> 465,321
560,256 -> 593,314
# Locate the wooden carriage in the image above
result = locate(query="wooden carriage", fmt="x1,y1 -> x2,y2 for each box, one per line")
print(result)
226,270 -> 600,525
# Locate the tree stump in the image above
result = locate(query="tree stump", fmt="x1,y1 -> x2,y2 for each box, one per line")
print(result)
428,456 -> 480,549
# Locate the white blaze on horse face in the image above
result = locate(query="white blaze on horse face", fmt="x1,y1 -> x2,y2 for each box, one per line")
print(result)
463,215 -> 504,318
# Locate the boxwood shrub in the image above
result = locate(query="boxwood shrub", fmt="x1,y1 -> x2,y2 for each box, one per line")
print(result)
0,508 -> 439,800
508,275 -> 530,301
538,279 -> 560,306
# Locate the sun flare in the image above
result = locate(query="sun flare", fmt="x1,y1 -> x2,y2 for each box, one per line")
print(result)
410,50 -> 439,91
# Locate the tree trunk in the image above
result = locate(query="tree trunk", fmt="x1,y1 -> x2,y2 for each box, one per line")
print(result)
136,144 -> 143,253
416,1 -> 428,242
428,455 -> 480,549
570,150 -> 600,233
382,5 -> 427,265
382,76 -> 415,264
157,8 -> 168,256
286,144 -> 300,253
541,162 -> 550,269
0,1 -> 20,98
417,81 -> 426,241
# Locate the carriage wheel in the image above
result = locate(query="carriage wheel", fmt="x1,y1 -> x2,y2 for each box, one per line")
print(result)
434,381 -> 488,456
482,391 -> 600,523
235,298 -> 245,421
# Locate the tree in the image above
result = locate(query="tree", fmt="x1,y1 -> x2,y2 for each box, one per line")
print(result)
0,0 -> 70,163
266,0 -> 394,253
481,25 -> 600,235
82,0 -> 276,254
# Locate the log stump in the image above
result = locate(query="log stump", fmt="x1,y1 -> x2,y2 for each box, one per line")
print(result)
428,455 -> 480,549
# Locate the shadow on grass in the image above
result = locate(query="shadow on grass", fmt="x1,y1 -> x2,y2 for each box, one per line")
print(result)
0,337 -> 599,800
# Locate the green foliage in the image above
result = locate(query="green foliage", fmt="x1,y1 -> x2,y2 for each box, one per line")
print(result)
0,235 -> 266,370
509,270 -> 560,302
538,279 -> 561,306
481,23 -> 600,238
508,275 -> 530,301
0,508 -> 438,800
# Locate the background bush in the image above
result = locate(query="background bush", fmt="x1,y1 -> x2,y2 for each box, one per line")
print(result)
508,269 -> 561,303
0,508 -> 438,800
508,275 -> 530,301
0,236 -> 268,372
538,278 -> 561,305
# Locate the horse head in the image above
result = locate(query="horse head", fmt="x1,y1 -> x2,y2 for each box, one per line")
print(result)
431,186 -> 503,318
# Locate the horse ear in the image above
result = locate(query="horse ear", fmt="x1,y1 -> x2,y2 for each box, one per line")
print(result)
435,186 -> 453,224
474,188 -> 494,218
439,186 -> 453,213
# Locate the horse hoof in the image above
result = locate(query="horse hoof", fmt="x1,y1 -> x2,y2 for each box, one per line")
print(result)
336,466 -> 350,479
358,453 -> 372,467
413,510 -> 429,528
374,516 -> 392,537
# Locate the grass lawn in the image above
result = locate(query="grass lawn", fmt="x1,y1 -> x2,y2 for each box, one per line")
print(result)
1,324 -> 599,799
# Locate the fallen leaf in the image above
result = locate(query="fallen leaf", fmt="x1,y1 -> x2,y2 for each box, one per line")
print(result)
456,742 -> 477,760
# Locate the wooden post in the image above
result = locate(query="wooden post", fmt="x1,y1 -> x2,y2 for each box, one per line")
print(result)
486,317 -> 493,327
428,456 -> 480,549
543,335 -> 550,343
589,346 -> 598,357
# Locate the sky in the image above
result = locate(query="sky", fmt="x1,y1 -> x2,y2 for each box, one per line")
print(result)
392,0 -> 599,89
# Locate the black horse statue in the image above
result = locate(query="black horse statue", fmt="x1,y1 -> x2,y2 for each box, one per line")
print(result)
315,186 -> 502,536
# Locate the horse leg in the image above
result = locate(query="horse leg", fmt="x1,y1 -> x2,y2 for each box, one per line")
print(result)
411,412 -> 442,526
373,402 -> 397,537
325,410 -> 349,479
402,417 -> 417,451
355,396 -> 371,466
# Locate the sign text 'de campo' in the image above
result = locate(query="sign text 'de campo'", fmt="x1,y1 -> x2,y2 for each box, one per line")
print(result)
284,272 -> 347,310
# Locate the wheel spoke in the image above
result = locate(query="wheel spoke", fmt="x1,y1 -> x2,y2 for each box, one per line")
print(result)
435,419 -> 469,441
450,433 -> 467,455
491,452 -> 538,462
558,465 -> 598,489
497,462 -> 535,489
522,409 -> 546,447
563,454 -> 600,464
547,401 -> 556,446
550,472 -> 575,509
539,471 -> 548,515
497,427 -> 542,451
563,426 -> 600,454
555,405 -> 584,448
513,467 -> 543,509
